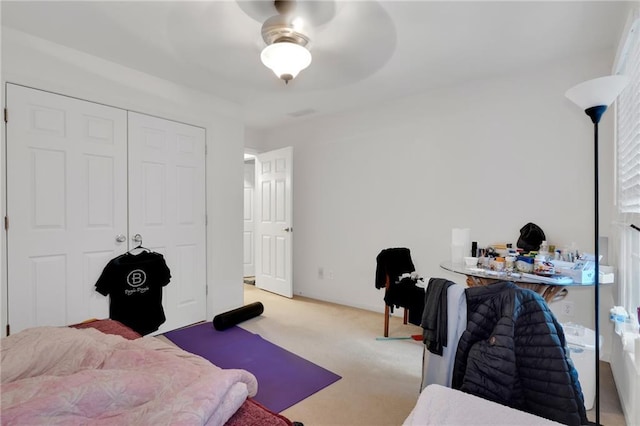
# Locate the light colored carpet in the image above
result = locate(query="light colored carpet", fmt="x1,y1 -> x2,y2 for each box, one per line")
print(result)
240,285 -> 626,426
241,284 -> 424,426
162,284 -> 626,425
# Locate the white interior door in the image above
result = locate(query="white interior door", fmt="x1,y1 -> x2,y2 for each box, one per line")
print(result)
244,160 -> 255,277
255,147 -> 293,298
127,112 -> 207,333
6,84 -> 127,334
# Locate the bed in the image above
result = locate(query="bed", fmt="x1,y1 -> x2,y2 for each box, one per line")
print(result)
0,320 -> 294,426
403,384 -> 562,426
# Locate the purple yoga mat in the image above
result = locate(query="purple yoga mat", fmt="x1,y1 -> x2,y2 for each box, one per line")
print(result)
163,322 -> 341,413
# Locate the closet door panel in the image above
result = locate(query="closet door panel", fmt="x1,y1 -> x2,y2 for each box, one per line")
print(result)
32,149 -> 66,228
176,244 -> 198,307
30,255 -> 67,327
142,162 -> 166,225
128,112 -> 206,333
7,85 -> 128,333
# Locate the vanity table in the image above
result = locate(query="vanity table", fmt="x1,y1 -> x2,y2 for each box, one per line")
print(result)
440,261 -> 584,303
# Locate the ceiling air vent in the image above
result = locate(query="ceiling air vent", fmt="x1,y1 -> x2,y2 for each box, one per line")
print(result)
287,108 -> 317,118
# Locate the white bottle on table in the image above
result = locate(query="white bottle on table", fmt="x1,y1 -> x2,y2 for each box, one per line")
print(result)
539,240 -> 549,258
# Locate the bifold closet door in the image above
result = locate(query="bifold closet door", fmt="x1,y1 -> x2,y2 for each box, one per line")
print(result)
127,112 -> 207,333
6,84 -> 128,334
6,86 -> 207,335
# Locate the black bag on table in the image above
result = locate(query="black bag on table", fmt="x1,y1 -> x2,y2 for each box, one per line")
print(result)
517,222 -> 546,252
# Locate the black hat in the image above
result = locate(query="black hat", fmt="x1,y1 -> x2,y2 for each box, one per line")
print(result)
517,222 -> 546,252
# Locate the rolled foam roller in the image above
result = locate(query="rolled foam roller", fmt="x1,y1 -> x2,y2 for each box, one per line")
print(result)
212,301 -> 264,331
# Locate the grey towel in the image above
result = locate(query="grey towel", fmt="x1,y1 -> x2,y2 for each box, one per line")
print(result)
422,278 -> 454,356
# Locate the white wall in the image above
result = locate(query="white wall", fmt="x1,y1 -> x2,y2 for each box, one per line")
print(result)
253,50 -> 619,358
0,28 -> 246,335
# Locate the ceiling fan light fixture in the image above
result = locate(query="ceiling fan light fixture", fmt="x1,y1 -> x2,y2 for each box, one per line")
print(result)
261,41 -> 312,84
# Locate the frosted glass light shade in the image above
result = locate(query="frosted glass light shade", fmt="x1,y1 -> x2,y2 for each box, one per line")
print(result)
565,75 -> 629,109
261,42 -> 312,81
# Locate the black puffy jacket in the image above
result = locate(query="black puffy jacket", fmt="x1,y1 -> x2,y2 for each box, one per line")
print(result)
452,281 -> 587,426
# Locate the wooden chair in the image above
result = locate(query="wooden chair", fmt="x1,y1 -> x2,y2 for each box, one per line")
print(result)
383,273 -> 409,338
377,247 -> 415,337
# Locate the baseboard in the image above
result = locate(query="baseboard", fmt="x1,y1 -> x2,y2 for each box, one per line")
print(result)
293,290 -> 386,315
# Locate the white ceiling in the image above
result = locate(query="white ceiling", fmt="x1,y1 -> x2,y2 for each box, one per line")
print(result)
1,1 -> 631,129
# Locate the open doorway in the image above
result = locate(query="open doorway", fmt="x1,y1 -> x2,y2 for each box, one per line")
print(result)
243,153 -> 256,285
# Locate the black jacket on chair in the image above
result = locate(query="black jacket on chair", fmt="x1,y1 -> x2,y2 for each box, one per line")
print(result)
452,281 -> 587,426
375,248 -> 415,289
383,276 -> 424,326
375,248 -> 423,326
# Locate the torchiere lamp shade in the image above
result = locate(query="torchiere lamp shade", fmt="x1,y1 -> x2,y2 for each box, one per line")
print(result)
565,75 -> 629,111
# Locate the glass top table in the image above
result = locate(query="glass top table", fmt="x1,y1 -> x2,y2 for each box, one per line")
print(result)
439,261 -> 584,303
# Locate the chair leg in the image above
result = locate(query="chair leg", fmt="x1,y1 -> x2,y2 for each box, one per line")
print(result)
384,273 -> 391,337
403,308 -> 408,325
384,304 -> 390,337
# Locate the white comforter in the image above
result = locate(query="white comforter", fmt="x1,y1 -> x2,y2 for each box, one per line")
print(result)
1,326 -> 258,426
403,384 -> 562,426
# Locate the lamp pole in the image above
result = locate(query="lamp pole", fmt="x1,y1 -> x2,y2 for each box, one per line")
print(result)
594,117 -> 601,426
566,75 -> 628,426
585,104 -> 607,425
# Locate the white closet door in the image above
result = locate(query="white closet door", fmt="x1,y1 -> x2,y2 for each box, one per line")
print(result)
6,84 -> 128,334
127,112 -> 206,333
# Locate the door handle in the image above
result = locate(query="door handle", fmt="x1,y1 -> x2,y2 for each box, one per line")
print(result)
283,227 -> 292,232
115,234 -> 126,243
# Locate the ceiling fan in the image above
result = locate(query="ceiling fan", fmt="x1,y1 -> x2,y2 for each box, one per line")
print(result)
259,0 -> 313,84
232,0 -> 395,89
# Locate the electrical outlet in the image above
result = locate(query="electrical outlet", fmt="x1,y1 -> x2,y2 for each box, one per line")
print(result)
318,267 -> 324,279
562,301 -> 574,317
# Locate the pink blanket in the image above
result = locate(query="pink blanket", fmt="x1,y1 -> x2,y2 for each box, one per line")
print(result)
1,327 -> 258,426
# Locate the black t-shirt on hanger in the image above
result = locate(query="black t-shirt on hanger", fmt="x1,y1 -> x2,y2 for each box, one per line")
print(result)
95,251 -> 171,335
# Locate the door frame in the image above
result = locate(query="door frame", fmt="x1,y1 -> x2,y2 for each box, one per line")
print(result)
243,148 -> 258,283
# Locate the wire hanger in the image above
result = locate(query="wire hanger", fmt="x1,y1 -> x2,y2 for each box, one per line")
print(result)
129,234 -> 152,254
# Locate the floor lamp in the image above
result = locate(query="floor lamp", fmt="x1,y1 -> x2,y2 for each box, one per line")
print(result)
565,75 -> 629,425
